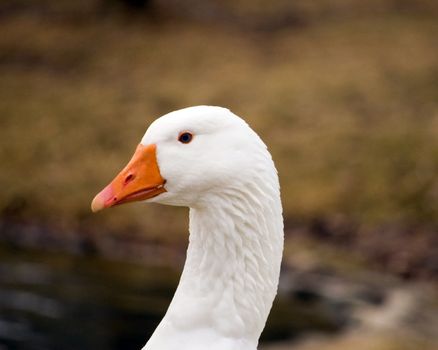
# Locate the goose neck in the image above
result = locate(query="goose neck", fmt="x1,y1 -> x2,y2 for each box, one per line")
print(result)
165,188 -> 283,343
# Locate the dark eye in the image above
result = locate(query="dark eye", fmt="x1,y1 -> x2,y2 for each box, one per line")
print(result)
178,132 -> 193,144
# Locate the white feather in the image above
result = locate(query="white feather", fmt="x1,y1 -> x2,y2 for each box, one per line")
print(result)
138,106 -> 284,350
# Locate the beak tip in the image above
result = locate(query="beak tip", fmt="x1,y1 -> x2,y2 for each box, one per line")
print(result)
91,184 -> 115,213
91,195 -> 105,213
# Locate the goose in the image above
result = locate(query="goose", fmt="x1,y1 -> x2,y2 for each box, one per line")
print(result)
91,106 -> 284,350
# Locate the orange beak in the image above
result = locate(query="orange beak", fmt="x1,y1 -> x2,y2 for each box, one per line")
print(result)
91,144 -> 166,212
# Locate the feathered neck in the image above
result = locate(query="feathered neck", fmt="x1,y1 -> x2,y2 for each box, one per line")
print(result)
144,173 -> 283,350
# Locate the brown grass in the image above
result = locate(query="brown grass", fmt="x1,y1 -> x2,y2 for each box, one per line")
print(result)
0,1 -> 437,240
262,330 -> 438,350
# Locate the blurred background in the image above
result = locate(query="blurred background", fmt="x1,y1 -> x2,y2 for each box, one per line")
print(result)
0,0 -> 437,349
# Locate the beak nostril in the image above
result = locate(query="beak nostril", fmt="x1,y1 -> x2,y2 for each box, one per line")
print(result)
113,197 -> 117,202
124,174 -> 135,184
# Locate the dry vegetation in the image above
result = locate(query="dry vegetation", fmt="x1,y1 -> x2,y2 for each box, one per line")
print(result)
263,330 -> 438,350
0,0 -> 437,243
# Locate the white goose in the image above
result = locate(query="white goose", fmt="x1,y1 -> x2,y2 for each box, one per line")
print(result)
91,106 -> 283,350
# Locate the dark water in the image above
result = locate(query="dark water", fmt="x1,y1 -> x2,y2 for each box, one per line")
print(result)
0,243 -> 180,350
0,241 -> 347,350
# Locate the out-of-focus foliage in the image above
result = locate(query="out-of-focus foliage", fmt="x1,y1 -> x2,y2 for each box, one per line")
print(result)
0,0 -> 437,240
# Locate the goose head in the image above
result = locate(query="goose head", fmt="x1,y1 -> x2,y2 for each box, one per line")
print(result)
91,106 -> 283,349
91,106 -> 267,210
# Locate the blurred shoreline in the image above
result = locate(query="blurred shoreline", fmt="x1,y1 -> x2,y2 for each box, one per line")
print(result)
1,219 -> 437,349
1,216 -> 436,281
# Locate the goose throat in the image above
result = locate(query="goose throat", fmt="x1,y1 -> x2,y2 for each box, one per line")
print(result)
161,184 -> 283,345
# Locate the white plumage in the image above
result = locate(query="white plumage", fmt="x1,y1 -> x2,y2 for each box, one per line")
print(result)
93,106 -> 284,350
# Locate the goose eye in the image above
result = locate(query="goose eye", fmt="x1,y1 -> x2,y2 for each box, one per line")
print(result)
178,132 -> 193,144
